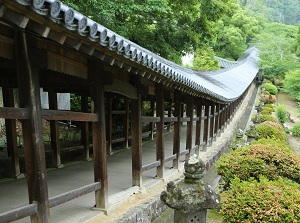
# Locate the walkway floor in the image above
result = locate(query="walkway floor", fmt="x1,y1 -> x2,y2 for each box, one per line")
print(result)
0,84 -> 257,223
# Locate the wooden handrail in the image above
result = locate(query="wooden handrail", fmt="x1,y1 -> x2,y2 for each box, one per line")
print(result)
0,203 -> 37,222
49,182 -> 101,208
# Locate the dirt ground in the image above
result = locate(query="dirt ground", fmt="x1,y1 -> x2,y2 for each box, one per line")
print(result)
277,93 -> 300,154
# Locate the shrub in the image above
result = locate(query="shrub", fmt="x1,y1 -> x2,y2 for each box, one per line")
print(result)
221,177 -> 300,223
264,94 -> 277,104
264,104 -> 275,111
276,104 -> 288,123
261,109 -> 272,115
258,114 -> 277,122
262,106 -> 274,115
216,143 -> 300,187
251,138 -> 290,148
256,121 -> 286,141
291,123 -> 300,137
265,82 -> 278,95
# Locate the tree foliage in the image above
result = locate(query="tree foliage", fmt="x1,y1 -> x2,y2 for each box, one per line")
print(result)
240,0 -> 300,25
192,47 -> 220,71
284,69 -> 300,101
62,0 -> 241,63
254,23 -> 299,79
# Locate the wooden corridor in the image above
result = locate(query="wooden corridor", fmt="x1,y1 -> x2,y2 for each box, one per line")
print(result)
0,1 -> 259,222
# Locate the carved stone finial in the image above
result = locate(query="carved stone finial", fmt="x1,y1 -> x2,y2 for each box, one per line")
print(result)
161,155 -> 221,214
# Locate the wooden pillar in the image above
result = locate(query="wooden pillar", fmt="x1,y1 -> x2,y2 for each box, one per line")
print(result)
131,84 -> 142,187
89,60 -> 108,210
2,78 -> 21,178
167,100 -> 172,132
16,32 -> 49,223
156,84 -> 165,178
48,90 -> 62,168
150,100 -> 155,140
195,100 -> 203,154
185,97 -> 193,159
106,96 -> 113,155
220,104 -> 226,133
203,100 -> 210,151
209,102 -> 215,146
173,90 -> 181,169
123,98 -> 129,149
214,103 -> 220,138
81,94 -> 90,160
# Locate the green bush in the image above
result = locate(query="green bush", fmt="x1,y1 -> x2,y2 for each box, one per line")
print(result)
216,143 -> 300,187
264,104 -> 275,111
291,123 -> 300,137
221,177 -> 300,223
262,106 -> 274,115
258,114 -> 277,122
251,138 -> 290,148
265,82 -> 278,95
256,121 -> 286,141
276,104 -> 288,123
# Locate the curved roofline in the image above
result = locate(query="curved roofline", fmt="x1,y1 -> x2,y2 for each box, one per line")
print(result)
2,0 -> 259,103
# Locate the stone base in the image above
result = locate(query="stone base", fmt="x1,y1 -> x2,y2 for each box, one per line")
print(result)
174,210 -> 207,223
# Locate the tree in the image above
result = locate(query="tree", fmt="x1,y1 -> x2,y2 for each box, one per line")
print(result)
213,3 -> 259,60
192,47 -> 220,71
284,69 -> 300,101
62,0 -> 237,63
254,23 -> 299,79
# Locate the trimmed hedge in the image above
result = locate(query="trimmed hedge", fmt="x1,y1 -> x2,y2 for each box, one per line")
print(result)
259,114 -> 277,122
221,177 -> 300,223
265,83 -> 278,95
256,121 -> 286,141
216,143 -> 300,187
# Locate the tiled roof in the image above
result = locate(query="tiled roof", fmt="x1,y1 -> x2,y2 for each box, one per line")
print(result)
2,0 -> 259,103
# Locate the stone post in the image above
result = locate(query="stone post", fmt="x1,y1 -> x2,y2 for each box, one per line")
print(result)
161,155 -> 220,223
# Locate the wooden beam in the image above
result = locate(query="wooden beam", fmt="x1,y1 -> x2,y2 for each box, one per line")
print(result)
209,102 -> 216,146
131,80 -> 143,187
2,78 -> 21,178
203,100 -> 210,151
173,90 -> 181,169
81,94 -> 90,160
195,102 -> 203,154
16,32 -> 49,223
89,60 -> 108,210
42,110 -> 97,122
48,90 -> 62,168
156,84 -> 165,178
123,98 -> 129,149
185,97 -> 193,159
106,96 -> 113,155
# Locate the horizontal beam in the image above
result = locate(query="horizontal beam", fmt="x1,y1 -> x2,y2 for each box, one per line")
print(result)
42,109 -> 98,122
0,107 -> 29,119
49,182 -> 101,208
141,116 -> 160,123
142,160 -> 161,172
164,154 -> 176,163
0,203 -> 37,223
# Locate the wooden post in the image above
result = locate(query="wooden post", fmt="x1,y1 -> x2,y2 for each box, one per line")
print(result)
185,97 -> 193,159
203,100 -> 210,151
123,98 -> 129,149
150,100 -> 155,140
215,103 -> 221,137
16,32 -> 49,223
48,90 -> 62,168
167,100 -> 172,132
106,96 -> 113,155
81,93 -> 90,160
89,60 -> 108,211
173,90 -> 181,169
131,79 -> 142,187
156,84 -> 165,178
195,101 -> 203,155
209,102 -> 215,146
2,78 -> 21,178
